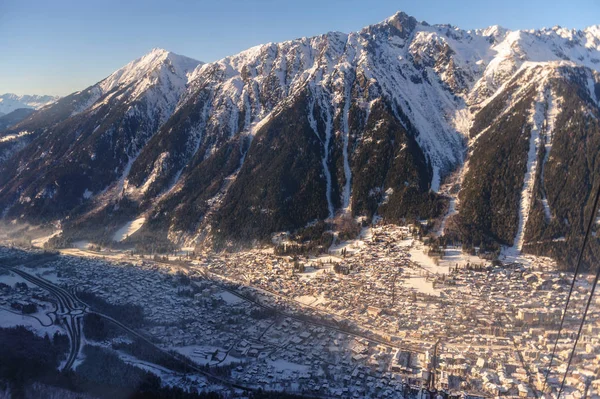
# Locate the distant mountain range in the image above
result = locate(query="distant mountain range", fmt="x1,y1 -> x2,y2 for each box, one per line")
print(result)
0,93 -> 59,116
1,13 -> 599,269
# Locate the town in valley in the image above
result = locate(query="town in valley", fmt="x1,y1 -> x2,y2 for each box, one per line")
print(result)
1,222 -> 598,398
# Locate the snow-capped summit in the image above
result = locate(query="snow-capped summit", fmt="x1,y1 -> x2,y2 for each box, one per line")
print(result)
99,48 -> 201,95
0,48 -> 203,225
382,11 -> 420,30
477,25 -> 509,43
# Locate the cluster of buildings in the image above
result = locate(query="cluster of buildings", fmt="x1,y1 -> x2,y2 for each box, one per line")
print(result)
195,225 -> 600,398
0,223 -> 599,398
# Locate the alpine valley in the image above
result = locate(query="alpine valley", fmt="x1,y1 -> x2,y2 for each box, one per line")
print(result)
1,12 -> 600,269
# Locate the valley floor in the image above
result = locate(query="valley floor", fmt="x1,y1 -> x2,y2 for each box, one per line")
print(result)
0,225 -> 597,398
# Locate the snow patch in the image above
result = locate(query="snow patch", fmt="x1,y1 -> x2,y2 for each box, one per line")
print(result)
113,217 -> 146,242
506,87 -> 546,255
31,230 -> 62,248
403,276 -> 441,297
539,89 -> 561,221
216,291 -> 244,305
308,85 -> 334,219
0,130 -> 33,143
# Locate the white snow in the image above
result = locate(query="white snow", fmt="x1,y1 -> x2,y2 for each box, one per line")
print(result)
509,106 -> 543,254
31,230 -> 62,248
113,217 -> 146,242
136,152 -> 170,196
505,77 -> 558,255
403,276 -> 441,297
294,295 -> 318,305
171,345 -> 241,366
308,84 -> 335,219
539,89 -> 561,221
334,63 -> 355,211
588,74 -> 599,105
0,130 -> 33,143
438,197 -> 456,236
216,291 -> 244,304
408,241 -> 451,275
99,48 -> 201,96
0,308 -> 62,337
151,15 -> 600,223
6,14 -> 600,241
0,271 -> 29,286
0,93 -> 58,115
266,359 -> 310,372
82,189 -> 93,199
72,240 -> 91,250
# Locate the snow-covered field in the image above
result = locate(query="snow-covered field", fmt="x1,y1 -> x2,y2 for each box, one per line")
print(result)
31,230 -> 62,248
216,291 -> 244,305
0,308 -> 60,336
266,359 -> 309,373
408,241 -> 451,275
113,217 -> 146,242
297,266 -> 329,281
328,226 -> 372,256
309,254 -> 343,265
500,252 -> 557,270
172,345 -> 242,366
439,247 -> 487,270
72,240 -> 92,250
294,295 -> 318,305
22,266 -> 63,284
402,276 -> 441,297
0,271 -> 29,286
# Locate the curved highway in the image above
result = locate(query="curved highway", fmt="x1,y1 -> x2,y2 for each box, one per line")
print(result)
2,265 -> 258,391
7,266 -> 85,371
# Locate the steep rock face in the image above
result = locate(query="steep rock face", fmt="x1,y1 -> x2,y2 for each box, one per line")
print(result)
121,12 -> 473,241
213,89 -> 331,242
125,32 -> 352,203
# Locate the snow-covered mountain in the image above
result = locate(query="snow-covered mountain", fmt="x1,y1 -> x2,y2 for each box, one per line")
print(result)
0,48 -> 202,220
1,13 -> 599,268
0,93 -> 59,116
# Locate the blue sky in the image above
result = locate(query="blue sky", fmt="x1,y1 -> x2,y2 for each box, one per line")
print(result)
1,0 -> 598,96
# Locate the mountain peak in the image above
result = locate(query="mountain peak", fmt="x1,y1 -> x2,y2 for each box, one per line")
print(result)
384,11 -> 419,30
362,11 -> 420,38
148,47 -> 170,56
585,24 -> 600,38
477,24 -> 510,42
98,48 -> 202,94
386,11 -> 412,23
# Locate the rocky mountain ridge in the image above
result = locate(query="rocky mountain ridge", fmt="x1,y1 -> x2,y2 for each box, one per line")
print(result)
1,12 -> 599,268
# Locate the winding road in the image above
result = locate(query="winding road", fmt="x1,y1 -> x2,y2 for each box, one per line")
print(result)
6,266 -> 86,371
0,259 -> 260,392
